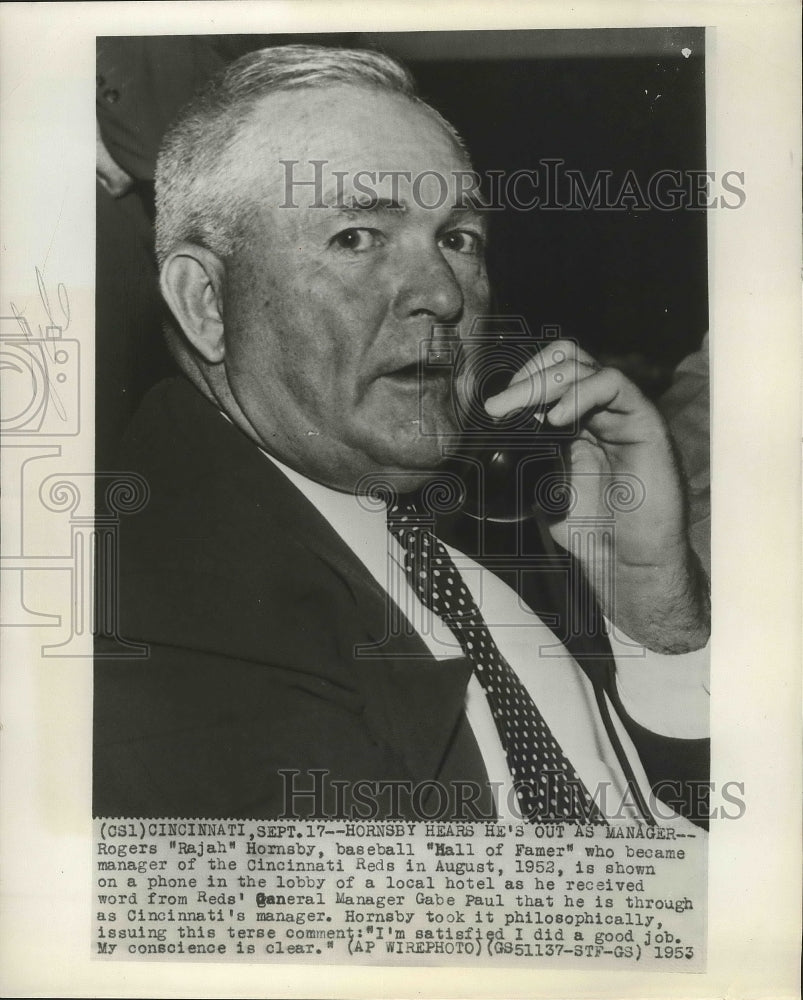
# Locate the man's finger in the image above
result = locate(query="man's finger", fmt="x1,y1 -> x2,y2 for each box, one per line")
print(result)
484,357 -> 598,417
508,339 -> 599,387
545,366 -> 645,428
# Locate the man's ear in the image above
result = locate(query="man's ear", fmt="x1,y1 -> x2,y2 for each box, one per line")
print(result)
160,244 -> 227,364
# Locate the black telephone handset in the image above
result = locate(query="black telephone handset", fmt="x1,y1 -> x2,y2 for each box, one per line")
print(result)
430,317 -> 574,524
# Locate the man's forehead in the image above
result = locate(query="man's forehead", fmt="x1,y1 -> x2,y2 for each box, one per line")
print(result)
245,84 -> 470,186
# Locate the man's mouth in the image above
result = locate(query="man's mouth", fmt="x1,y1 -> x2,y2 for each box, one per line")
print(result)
382,362 -> 451,388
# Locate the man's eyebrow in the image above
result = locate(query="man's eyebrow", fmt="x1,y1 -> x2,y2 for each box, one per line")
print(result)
319,196 -> 489,230
444,204 -> 489,232
323,196 -> 408,216
446,204 -> 487,221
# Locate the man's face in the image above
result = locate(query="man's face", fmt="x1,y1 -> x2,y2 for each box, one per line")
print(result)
220,84 -> 490,491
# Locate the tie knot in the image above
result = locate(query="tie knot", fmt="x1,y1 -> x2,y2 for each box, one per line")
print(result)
387,495 -> 433,534
387,498 -> 418,520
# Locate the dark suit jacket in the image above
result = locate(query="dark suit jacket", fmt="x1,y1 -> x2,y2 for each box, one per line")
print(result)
94,377 -> 708,822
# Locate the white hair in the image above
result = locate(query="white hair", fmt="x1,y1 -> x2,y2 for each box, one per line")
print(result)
154,44 -> 465,267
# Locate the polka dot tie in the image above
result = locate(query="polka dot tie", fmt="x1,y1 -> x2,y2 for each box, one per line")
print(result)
388,501 -> 606,825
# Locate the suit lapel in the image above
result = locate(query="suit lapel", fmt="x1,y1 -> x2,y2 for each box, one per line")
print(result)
120,378 -> 482,790
296,512 -> 479,788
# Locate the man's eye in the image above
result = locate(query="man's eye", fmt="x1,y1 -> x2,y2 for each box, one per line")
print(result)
330,228 -> 382,252
438,230 -> 484,255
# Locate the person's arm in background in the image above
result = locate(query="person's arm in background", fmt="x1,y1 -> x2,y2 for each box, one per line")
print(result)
657,333 -> 711,579
95,37 -> 226,467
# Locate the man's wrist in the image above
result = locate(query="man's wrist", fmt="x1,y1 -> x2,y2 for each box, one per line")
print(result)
608,548 -> 711,654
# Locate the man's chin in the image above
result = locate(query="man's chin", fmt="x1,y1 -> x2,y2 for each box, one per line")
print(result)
366,437 -> 449,476
353,421 -> 457,490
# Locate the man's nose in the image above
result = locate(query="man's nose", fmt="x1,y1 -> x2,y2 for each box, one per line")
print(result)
391,245 -> 464,323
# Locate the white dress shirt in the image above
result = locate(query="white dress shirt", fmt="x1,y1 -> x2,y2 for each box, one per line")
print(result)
264,452 -> 709,827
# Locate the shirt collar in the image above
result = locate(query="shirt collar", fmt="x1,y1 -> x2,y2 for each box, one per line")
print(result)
257,448 -> 395,586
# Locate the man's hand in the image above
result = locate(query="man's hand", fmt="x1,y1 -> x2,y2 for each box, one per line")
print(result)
485,339 -> 710,653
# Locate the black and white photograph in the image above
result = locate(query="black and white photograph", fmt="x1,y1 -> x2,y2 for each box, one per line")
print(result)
93,27 -> 712,828
0,2 -> 800,998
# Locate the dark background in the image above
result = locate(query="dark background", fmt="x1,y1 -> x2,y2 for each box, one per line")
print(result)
96,28 -> 707,464
406,43 -> 708,371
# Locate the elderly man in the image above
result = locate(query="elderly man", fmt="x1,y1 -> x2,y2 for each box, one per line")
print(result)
93,45 -> 710,825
